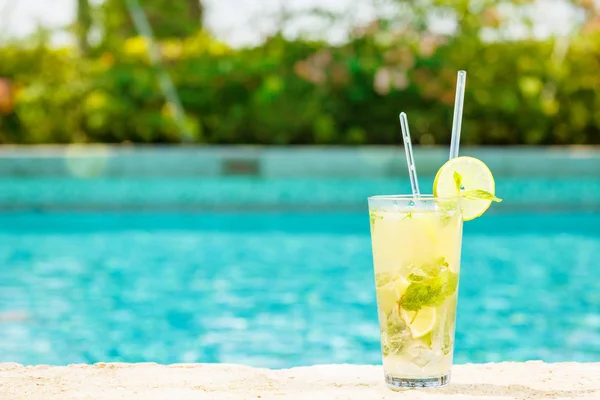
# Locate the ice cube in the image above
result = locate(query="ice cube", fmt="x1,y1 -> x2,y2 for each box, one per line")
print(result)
406,343 -> 443,368
381,328 -> 410,356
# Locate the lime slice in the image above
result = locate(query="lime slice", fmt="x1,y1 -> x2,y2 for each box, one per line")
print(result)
401,307 -> 436,338
433,156 -> 500,221
376,277 -> 410,315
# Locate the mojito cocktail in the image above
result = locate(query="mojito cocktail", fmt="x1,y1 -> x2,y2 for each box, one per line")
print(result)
368,195 -> 463,388
379,70 -> 501,389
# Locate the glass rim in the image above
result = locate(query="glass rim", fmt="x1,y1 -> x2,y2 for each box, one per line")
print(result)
368,194 -> 460,201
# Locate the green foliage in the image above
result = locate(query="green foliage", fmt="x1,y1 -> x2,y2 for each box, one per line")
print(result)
102,0 -> 203,45
1,9 -> 600,144
76,0 -> 92,54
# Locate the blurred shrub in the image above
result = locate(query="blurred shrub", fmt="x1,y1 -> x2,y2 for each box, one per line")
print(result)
1,26 -> 600,145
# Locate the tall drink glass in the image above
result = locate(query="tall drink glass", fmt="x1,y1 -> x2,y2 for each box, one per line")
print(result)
368,195 -> 463,389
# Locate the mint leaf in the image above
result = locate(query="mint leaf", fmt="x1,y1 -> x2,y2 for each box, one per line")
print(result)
400,281 -> 442,311
435,257 -> 450,268
453,171 -> 463,194
370,211 -> 383,224
369,212 -> 383,231
407,257 -> 447,282
463,189 -> 503,202
403,212 -> 413,220
440,213 -> 455,227
422,263 -> 442,277
400,264 -> 459,312
408,273 -> 426,282
444,271 -> 459,297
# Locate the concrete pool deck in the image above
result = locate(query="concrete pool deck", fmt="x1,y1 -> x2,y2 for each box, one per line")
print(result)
0,362 -> 598,399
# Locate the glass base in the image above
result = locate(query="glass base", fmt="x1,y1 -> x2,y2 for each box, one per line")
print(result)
385,373 -> 449,389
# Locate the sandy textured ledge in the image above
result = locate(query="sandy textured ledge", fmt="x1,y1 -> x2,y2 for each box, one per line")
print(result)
0,362 -> 598,399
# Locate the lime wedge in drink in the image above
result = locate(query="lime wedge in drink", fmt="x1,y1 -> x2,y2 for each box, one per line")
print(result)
401,306 -> 436,339
433,156 -> 502,221
376,276 -> 410,315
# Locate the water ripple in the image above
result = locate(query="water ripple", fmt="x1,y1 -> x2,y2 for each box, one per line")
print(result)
0,212 -> 598,367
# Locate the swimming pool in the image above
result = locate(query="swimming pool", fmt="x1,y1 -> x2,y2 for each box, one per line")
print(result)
0,175 -> 599,367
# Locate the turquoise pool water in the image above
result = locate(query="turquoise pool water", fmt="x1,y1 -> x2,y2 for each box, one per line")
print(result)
0,204 -> 599,366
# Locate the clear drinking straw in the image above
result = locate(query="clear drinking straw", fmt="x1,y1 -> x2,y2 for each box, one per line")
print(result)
399,112 -> 420,197
449,70 -> 467,160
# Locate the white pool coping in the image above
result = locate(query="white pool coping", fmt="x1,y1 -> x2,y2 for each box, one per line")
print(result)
0,362 -> 598,399
0,145 -> 598,178
1,145 -> 598,211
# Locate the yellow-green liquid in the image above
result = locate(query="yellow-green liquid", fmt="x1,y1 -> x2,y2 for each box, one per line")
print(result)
370,208 -> 463,379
